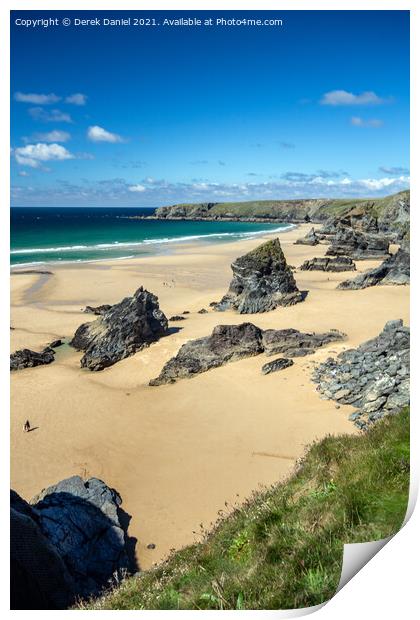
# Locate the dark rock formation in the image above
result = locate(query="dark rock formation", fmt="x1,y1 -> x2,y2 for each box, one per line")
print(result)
10,347 -> 55,371
11,490 -> 75,609
198,308 -> 208,314
337,249 -> 410,289
84,304 -> 112,315
312,320 -> 410,428
337,208 -> 379,234
326,228 -> 390,260
294,227 -> 319,246
150,324 -> 346,385
261,357 -> 293,375
169,315 -> 186,321
150,323 -> 264,385
215,238 -> 303,313
49,339 -> 63,348
71,287 -> 168,371
262,328 -> 346,357
30,476 -> 131,600
300,256 -> 356,272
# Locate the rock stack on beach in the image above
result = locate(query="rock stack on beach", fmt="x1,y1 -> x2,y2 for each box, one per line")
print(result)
338,248 -> 410,290
150,324 -> 346,385
326,227 -> 390,261
215,238 -> 303,313
71,286 -> 168,371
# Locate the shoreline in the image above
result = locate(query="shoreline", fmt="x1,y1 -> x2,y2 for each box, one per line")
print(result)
10,222 -> 297,271
10,223 -> 410,571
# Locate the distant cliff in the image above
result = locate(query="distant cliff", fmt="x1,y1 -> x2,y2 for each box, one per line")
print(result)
143,190 -> 409,238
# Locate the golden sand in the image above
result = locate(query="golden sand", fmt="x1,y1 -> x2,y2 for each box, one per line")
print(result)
10,224 -> 409,569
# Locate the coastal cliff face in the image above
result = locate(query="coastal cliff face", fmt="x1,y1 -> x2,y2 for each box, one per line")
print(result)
149,190 -> 410,239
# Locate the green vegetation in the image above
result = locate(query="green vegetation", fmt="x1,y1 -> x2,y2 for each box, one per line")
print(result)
81,407 -> 409,610
155,191 -> 410,237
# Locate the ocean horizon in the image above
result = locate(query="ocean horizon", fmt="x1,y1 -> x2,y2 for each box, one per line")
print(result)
10,207 -> 293,268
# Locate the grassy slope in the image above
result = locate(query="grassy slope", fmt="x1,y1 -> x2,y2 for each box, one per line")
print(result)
82,407 -> 409,610
157,191 -> 409,221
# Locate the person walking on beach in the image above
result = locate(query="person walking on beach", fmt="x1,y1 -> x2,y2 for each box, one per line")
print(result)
23,420 -> 30,432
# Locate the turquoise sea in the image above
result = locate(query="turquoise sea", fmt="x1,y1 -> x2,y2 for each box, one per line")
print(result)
10,207 -> 293,267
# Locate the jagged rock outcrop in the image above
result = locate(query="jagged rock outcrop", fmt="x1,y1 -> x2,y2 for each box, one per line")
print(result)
71,287 -> 168,371
84,304 -> 112,315
337,249 -> 410,289
10,476 -> 131,609
10,347 -> 55,371
29,476 -> 130,599
312,320 -> 410,428
150,323 -> 264,385
337,208 -> 379,234
215,238 -> 303,313
294,227 -> 319,246
300,256 -> 356,272
150,324 -> 346,385
261,357 -> 293,375
326,228 -> 390,260
11,491 -> 75,610
262,328 -> 346,357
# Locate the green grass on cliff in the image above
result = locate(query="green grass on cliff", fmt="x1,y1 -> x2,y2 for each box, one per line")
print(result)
158,190 -> 409,223
81,408 -> 409,611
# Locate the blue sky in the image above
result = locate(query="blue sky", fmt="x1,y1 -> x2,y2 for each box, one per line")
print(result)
11,10 -> 409,207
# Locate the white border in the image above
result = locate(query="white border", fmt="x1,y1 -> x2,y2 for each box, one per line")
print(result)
2,1 -> 417,618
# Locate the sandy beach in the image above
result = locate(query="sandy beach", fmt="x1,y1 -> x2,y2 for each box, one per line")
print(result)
10,223 -> 410,570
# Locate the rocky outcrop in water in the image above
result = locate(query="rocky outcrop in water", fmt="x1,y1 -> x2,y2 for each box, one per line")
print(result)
150,324 -> 346,385
261,357 -> 293,375
312,320 -> 410,428
71,287 -> 168,371
337,249 -> 410,289
262,328 -> 346,357
294,227 -> 319,246
11,476 -> 131,609
215,238 -> 303,314
150,323 -> 264,385
300,256 -> 356,272
10,347 -> 55,371
326,228 -> 390,260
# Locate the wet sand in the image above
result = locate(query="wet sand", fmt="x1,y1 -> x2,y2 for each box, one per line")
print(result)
10,223 -> 410,569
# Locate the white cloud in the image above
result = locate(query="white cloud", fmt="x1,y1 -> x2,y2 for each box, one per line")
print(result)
15,92 -> 60,104
87,125 -> 124,143
65,93 -> 87,105
10,173 -> 410,207
27,130 -> 71,143
357,176 -> 409,190
13,143 -> 74,168
351,116 -> 383,127
320,90 -> 386,106
18,170 -> 29,177
29,108 -> 72,123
